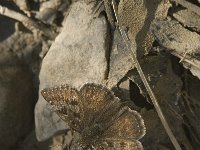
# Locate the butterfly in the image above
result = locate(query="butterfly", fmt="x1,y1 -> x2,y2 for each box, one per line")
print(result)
41,83 -> 146,150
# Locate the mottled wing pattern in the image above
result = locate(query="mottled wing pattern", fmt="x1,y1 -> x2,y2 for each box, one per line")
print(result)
41,83 -> 146,150
41,85 -> 84,131
102,106 -> 146,140
90,106 -> 145,149
80,83 -> 119,126
91,139 -> 143,150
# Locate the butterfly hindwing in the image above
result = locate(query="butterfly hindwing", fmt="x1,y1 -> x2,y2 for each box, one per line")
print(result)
91,139 -> 144,150
41,85 -> 84,131
102,106 -> 146,140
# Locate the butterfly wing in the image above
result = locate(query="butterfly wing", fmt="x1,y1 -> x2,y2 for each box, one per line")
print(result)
102,106 -> 146,140
80,83 -> 120,126
41,83 -> 146,150
41,84 -> 84,131
91,139 -> 143,150
90,107 -> 145,150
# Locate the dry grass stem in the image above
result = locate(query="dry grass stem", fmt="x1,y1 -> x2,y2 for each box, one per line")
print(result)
112,1 -> 182,150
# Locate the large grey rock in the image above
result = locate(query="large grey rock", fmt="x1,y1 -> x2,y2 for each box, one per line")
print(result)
0,46 -> 36,150
35,1 -> 108,141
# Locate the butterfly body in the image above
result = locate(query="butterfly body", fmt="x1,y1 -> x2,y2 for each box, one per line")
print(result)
41,83 -> 145,150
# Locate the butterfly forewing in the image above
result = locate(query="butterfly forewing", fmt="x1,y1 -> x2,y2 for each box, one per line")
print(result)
80,83 -> 118,126
41,85 -> 84,131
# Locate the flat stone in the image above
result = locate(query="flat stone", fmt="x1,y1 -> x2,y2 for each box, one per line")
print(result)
35,1 -> 108,141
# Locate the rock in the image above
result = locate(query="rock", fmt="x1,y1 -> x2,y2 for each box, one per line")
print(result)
118,0 -> 171,56
127,53 -> 183,109
107,29 -> 133,88
141,110 -> 170,150
0,44 -> 36,150
151,19 -> 200,57
127,69 -> 147,98
35,1 -> 108,141
111,77 -> 131,102
173,9 -> 200,32
139,53 -> 194,149
151,19 -> 200,79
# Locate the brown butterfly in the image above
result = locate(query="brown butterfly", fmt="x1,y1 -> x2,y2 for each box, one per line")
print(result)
41,83 -> 146,150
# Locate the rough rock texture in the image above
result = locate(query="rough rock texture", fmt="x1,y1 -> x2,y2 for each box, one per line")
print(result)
107,0 -> 171,89
151,20 -> 200,55
173,9 -> 200,32
35,1 -> 108,141
151,19 -> 200,79
0,43 -> 36,150
132,53 -> 193,149
118,0 -> 171,56
141,54 -> 195,149
141,110 -> 171,150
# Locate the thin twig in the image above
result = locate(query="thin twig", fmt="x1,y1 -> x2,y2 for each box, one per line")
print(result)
0,5 -> 54,39
111,1 -> 182,150
171,0 -> 200,16
171,51 -> 200,70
